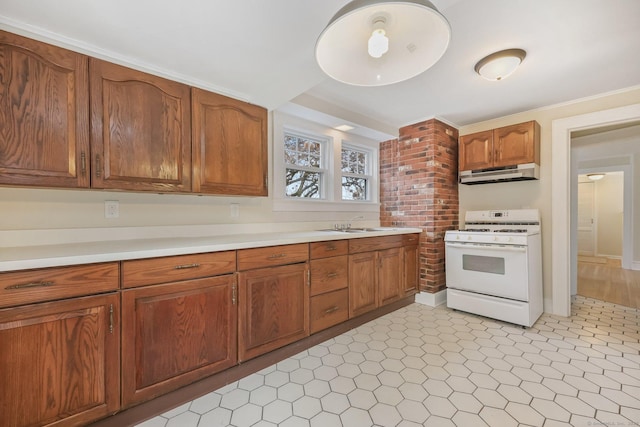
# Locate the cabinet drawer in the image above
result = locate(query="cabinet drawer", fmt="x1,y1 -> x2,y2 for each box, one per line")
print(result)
349,235 -> 405,254
237,243 -> 308,270
403,233 -> 420,246
310,289 -> 349,334
310,240 -> 348,259
122,251 -> 236,288
0,262 -> 119,308
310,256 -> 348,296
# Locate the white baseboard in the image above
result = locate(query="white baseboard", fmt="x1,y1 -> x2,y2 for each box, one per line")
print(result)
633,261 -> 640,271
414,290 -> 447,307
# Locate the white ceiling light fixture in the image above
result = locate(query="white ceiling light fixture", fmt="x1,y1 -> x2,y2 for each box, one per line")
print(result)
475,48 -> 527,81
587,173 -> 605,181
315,0 -> 451,86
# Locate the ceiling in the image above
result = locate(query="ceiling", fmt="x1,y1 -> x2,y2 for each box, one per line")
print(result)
2,0 -> 639,137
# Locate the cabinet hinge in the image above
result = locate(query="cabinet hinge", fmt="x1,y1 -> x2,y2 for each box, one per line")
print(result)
80,151 -> 87,175
109,304 -> 114,334
95,154 -> 102,178
232,275 -> 237,305
264,174 -> 268,188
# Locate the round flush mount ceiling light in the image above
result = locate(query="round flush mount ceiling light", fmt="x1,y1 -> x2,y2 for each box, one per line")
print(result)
315,0 -> 451,86
474,48 -> 527,81
587,173 -> 605,181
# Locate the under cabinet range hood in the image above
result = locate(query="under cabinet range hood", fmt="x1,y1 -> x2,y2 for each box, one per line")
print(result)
459,163 -> 539,185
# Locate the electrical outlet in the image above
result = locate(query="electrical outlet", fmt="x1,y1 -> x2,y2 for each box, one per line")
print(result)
105,200 -> 119,218
230,203 -> 240,218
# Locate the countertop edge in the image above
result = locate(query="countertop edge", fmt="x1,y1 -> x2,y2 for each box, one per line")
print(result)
1,228 -> 422,272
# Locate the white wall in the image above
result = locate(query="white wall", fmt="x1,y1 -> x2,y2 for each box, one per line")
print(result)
458,86 -> 640,312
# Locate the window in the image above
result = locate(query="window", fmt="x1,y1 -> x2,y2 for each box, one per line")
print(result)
341,145 -> 371,201
284,133 -> 326,199
273,111 -> 380,212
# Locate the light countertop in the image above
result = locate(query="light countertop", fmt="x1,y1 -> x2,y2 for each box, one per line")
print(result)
0,228 -> 422,272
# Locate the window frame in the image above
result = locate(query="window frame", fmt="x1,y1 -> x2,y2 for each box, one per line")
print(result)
340,142 -> 374,202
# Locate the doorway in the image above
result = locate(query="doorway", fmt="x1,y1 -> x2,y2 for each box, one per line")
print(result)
551,103 -> 640,317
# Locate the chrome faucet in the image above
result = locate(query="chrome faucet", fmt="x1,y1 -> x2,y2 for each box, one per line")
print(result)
335,215 -> 364,230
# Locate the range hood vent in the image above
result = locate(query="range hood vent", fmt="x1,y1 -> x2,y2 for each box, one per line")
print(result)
459,163 -> 539,185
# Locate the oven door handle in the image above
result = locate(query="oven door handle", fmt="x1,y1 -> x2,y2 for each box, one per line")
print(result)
445,243 -> 527,252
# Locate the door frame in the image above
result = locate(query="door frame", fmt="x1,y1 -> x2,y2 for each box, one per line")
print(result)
551,103 -> 640,317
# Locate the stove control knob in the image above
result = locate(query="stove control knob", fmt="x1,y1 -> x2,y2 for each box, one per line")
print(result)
494,236 -> 498,242
467,236 -> 472,241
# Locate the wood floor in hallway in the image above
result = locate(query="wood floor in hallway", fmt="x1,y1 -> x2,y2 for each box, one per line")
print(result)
578,258 -> 640,309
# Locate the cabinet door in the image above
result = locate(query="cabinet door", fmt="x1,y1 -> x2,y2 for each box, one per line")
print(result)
0,30 -> 90,188
493,121 -> 539,167
458,130 -> 493,171
121,275 -> 237,406
0,294 -> 119,427
378,248 -> 403,306
192,88 -> 267,196
238,263 -> 309,361
348,252 -> 377,318
402,245 -> 419,296
90,58 -> 191,192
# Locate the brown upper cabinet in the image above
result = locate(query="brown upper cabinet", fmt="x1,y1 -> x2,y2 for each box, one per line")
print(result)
90,59 -> 192,192
0,30 -> 90,188
192,89 -> 268,196
1,30 -> 269,196
459,121 -> 540,171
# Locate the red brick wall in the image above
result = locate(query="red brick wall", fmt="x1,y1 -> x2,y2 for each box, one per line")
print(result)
380,119 -> 459,293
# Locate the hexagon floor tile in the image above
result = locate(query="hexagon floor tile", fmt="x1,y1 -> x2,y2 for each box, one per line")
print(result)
137,295 -> 639,427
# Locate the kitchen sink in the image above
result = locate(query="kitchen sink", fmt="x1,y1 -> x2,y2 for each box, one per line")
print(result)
317,227 -> 400,233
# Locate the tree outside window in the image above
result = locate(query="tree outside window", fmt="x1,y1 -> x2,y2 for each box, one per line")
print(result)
341,146 -> 370,201
284,133 -> 325,198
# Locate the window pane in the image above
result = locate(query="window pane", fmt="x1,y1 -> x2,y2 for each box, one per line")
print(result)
286,168 -> 321,198
341,147 -> 368,174
285,134 -> 323,168
342,176 -> 367,200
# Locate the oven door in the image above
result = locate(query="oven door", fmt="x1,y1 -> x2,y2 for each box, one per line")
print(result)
445,241 -> 528,301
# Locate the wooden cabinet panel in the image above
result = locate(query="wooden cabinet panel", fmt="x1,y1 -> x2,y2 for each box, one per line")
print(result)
0,293 -> 119,427
348,252 -> 377,318
459,130 -> 493,172
493,121 -> 540,167
238,263 -> 309,361
459,121 -> 540,171
122,251 -> 236,288
0,30 -> 90,188
0,262 -> 119,308
310,255 -> 348,296
237,243 -> 309,271
121,275 -> 237,406
402,245 -> 419,296
90,58 -> 191,192
377,248 -> 403,306
192,88 -> 267,196
310,288 -> 349,334
310,240 -> 348,259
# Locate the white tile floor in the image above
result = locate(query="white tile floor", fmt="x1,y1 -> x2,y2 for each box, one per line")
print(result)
136,295 -> 640,427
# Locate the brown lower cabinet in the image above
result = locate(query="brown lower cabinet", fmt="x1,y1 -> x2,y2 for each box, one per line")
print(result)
120,274 -> 237,407
0,293 -> 120,427
349,235 -> 420,318
238,262 -> 309,362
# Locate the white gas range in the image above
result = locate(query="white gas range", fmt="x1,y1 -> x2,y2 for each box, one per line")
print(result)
444,209 -> 543,327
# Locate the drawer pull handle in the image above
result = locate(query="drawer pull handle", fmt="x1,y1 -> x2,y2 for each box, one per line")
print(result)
327,272 -> 338,279
6,281 -> 54,290
174,263 -> 200,270
267,253 -> 287,260
326,245 -> 337,251
324,306 -> 339,314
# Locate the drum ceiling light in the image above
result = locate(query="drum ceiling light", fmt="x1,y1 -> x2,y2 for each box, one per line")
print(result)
315,0 -> 451,86
474,48 -> 527,81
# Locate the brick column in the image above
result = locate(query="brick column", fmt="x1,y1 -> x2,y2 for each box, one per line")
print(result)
380,119 -> 459,293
